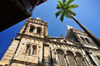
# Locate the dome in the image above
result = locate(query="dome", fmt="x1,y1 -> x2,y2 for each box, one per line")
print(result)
36,17 -> 41,20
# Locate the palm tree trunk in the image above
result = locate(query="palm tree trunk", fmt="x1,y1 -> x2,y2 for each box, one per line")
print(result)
69,13 -> 100,47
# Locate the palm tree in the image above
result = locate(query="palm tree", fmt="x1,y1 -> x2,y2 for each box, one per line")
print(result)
55,0 -> 100,46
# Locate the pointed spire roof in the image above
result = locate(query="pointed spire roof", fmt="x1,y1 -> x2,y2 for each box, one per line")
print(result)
66,24 -> 74,37
66,24 -> 73,30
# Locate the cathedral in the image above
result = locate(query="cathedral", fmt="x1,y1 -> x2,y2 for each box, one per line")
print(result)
0,17 -> 100,66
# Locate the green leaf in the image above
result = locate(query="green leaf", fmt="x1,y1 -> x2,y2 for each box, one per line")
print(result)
69,4 -> 78,9
68,10 -> 76,16
45,35 -> 50,38
56,7 -> 61,9
64,5 -> 70,10
58,0 -> 64,9
56,5 -> 61,9
62,0 -> 66,5
67,0 -> 74,5
64,11 -> 69,18
60,13 -> 64,22
55,10 -> 63,18
57,4 -> 61,7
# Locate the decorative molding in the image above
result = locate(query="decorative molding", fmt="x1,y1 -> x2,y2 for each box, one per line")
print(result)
17,33 -> 100,52
10,59 -> 39,65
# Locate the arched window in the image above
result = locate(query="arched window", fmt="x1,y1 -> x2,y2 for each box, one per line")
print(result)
75,52 -> 86,66
37,27 -> 41,34
56,49 -> 65,65
25,44 -> 30,53
29,25 -> 35,32
24,44 -> 37,55
81,37 -> 85,43
85,38 -> 92,44
32,45 -> 37,55
66,51 -> 76,66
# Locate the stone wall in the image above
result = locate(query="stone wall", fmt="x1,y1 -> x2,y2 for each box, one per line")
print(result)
43,45 -> 51,66
1,39 -> 20,64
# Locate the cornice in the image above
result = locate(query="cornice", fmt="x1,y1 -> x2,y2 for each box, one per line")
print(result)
26,19 -> 48,26
17,33 -> 82,47
17,33 -> 99,51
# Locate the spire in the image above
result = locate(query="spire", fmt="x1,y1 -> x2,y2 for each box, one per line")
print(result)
66,24 -> 74,36
66,24 -> 73,30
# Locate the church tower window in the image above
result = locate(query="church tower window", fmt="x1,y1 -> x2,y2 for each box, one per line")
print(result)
32,45 -> 37,55
37,27 -> 41,34
81,37 -> 85,43
85,38 -> 92,44
56,49 -> 65,65
25,44 -> 30,53
29,25 -> 35,32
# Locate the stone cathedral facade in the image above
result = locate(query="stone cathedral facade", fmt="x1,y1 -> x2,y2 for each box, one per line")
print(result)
0,17 -> 100,66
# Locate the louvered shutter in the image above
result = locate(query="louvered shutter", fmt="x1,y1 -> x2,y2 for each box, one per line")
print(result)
76,57 -> 85,66
68,56 -> 76,66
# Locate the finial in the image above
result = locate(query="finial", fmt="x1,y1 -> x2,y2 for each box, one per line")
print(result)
61,34 -> 64,38
36,16 -> 41,20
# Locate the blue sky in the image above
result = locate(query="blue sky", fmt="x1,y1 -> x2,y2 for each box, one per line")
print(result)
0,0 -> 100,60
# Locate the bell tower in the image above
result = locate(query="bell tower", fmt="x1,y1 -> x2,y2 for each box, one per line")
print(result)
20,17 -> 48,38
0,17 -> 48,66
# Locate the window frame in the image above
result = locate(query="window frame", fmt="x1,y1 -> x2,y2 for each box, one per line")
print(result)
25,44 -> 31,55
24,44 -> 37,56
29,25 -> 35,32
56,49 -> 65,65
66,51 -> 76,66
37,27 -> 42,34
32,45 -> 37,55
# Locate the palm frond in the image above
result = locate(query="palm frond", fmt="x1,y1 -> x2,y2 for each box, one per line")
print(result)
56,7 -> 61,9
64,5 -> 70,10
58,0 -> 64,8
55,10 -> 63,18
60,13 -> 64,22
56,5 -> 61,9
67,0 -> 74,5
68,10 -> 76,16
69,4 -> 78,9
62,0 -> 66,5
64,11 -> 69,18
